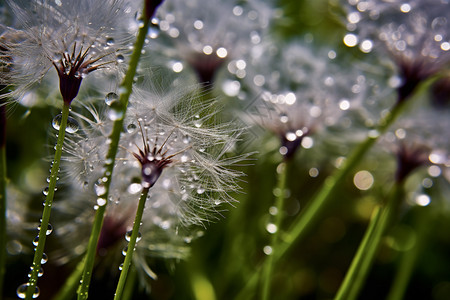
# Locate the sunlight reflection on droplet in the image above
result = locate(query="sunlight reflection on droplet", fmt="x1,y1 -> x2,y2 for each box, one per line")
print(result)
301,137 -> 314,149
309,168 -> 319,178
415,194 -> 431,206
263,245 -> 273,255
202,45 -> 213,55
343,34 -> 358,47
353,170 -> 374,190
428,165 -> 441,177
400,3 -> 411,13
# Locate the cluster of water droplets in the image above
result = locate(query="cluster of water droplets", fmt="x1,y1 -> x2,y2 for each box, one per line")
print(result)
118,229 -> 142,271
16,218 -> 54,298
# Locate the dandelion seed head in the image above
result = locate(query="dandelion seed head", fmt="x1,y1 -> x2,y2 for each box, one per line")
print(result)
149,0 -> 273,83
378,103 -> 450,182
56,75 -> 250,273
1,0 -> 134,104
237,39 -> 367,159
344,0 -> 450,102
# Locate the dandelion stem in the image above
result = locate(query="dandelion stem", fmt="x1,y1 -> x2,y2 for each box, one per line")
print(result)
114,187 -> 149,300
26,101 -> 71,300
0,100 -> 7,297
334,183 -> 404,300
261,162 -> 288,300
275,99 -> 407,262
386,205 -> 432,300
77,4 -> 152,299
122,264 -> 137,300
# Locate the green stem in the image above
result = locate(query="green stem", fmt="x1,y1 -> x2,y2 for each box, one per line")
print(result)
122,264 -> 137,300
334,184 -> 404,300
77,9 -> 151,299
261,162 -> 288,300
0,101 -> 6,297
275,100 -> 406,262
386,205 -> 432,300
114,187 -> 149,300
26,102 -> 71,300
52,258 -> 85,300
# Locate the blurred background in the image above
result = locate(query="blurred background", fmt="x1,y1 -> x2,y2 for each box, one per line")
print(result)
2,0 -> 450,299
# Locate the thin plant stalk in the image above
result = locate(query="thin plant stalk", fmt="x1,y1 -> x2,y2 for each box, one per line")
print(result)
334,184 -> 404,300
386,205 -> 432,300
114,187 -> 149,300
0,100 -> 7,297
26,102 -> 71,300
261,162 -> 288,300
77,6 -> 152,299
52,258 -> 85,300
122,264 -> 137,300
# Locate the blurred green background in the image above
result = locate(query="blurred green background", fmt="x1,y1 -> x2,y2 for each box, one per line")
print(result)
2,0 -> 450,299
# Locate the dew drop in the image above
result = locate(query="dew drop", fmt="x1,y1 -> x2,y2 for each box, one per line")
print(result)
147,24 -> 160,39
194,120 -> 202,128
96,198 -> 107,206
126,123 -> 137,133
285,132 -> 297,142
42,187 -> 49,196
94,180 -> 106,196
28,267 -> 44,278
107,101 -> 124,121
269,206 -> 278,216
105,92 -> 119,106
125,230 -> 142,242
32,236 -> 39,247
279,113 -> 289,123
106,37 -> 115,46
116,54 -> 125,63
52,114 -> 79,133
196,187 -> 205,194
368,129 -> 379,138
38,223 -> 53,235
122,246 -> 128,256
182,135 -> 191,144
17,283 -> 40,299
66,117 -> 79,133
118,263 -> 123,271
41,253 -> 48,264
263,245 -> 273,255
266,223 -> 278,234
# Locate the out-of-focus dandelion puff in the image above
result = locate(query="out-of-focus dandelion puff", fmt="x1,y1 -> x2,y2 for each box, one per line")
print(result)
237,39 -> 370,159
0,0 -> 134,105
380,101 -> 450,183
53,77 -> 250,276
150,0 -> 273,83
344,0 -> 450,102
